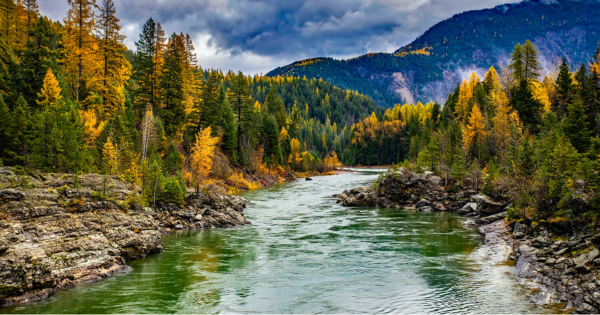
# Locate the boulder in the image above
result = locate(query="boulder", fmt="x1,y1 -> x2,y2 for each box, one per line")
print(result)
470,194 -> 504,215
531,236 -> 552,248
513,222 -> 527,239
457,202 -> 478,215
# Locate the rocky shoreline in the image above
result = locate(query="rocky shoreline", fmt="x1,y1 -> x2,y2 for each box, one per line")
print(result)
0,168 -> 250,307
336,167 -> 600,314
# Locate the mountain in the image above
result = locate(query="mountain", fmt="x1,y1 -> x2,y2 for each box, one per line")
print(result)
267,0 -> 600,106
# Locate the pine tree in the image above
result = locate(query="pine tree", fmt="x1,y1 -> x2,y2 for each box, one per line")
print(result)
564,98 -> 591,153
264,86 -> 286,130
158,33 -> 185,136
512,79 -> 542,131
509,43 -> 524,84
552,58 -> 574,118
574,63 -> 597,131
133,18 -> 159,112
15,16 -> 58,108
6,96 -> 33,166
197,71 -> 221,136
522,39 -> 542,82
32,70 -> 65,170
227,71 -> 256,164
262,114 -> 283,166
0,95 -> 11,163
221,95 -> 237,155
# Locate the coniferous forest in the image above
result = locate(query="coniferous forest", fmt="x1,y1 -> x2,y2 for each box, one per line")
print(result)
0,0 -> 382,204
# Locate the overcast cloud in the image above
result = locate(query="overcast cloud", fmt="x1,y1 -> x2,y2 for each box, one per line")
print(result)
39,0 -> 520,75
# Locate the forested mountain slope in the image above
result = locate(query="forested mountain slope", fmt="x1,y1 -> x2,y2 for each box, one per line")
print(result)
267,0 -> 600,106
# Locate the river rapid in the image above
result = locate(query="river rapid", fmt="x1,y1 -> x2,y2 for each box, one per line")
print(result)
4,169 -> 548,314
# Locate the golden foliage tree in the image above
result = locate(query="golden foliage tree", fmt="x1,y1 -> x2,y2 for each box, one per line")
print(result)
455,79 -> 472,123
491,92 -> 523,158
36,68 -> 61,108
188,127 -> 218,190
63,0 -> 98,103
462,103 -> 487,159
103,136 -> 119,175
82,108 -> 106,147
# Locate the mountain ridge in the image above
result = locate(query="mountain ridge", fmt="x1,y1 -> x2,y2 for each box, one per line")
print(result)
267,0 -> 600,106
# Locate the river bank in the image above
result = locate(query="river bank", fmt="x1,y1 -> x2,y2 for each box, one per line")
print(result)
0,167 -> 251,306
336,167 -> 600,313
2,170 -> 545,314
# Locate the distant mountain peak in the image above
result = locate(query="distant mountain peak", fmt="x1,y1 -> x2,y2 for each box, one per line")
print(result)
268,0 -> 600,106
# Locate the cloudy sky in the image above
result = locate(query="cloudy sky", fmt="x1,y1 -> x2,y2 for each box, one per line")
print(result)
39,0 -> 519,75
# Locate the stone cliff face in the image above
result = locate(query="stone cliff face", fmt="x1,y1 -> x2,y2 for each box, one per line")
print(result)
0,168 -> 249,306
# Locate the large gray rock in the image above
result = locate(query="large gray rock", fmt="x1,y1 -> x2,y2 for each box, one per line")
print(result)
470,194 -> 505,215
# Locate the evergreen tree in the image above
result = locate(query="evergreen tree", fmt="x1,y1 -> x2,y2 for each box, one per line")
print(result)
198,71 -> 220,136
522,39 -> 542,82
158,33 -> 185,136
0,96 -> 11,163
264,86 -> 286,130
512,79 -> 542,131
262,114 -> 283,166
227,71 -> 255,164
552,58 -> 574,118
5,96 -> 33,166
14,16 -> 59,109
221,95 -> 237,156
574,63 -> 598,131
563,98 -> 591,153
133,18 -> 158,111
508,43 -> 524,84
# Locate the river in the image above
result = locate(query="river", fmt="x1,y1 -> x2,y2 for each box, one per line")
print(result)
4,169 -> 547,314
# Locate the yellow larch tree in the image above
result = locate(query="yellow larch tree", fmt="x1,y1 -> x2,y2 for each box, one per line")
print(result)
288,138 -> 302,167
455,79 -> 472,123
188,127 -> 219,190
36,68 -> 62,108
491,93 -> 523,158
484,66 -> 500,94
532,75 -> 554,113
82,108 -> 106,147
103,136 -> 119,175
63,0 -> 99,104
462,103 -> 487,159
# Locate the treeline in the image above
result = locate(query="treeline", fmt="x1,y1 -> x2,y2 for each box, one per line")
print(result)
0,0 -> 377,204
348,39 -> 600,224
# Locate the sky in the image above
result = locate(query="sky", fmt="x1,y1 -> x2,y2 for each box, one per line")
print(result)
39,0 -> 520,75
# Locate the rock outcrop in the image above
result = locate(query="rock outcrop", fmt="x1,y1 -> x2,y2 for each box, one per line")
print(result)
508,225 -> 600,314
0,168 -> 249,306
336,167 -> 507,213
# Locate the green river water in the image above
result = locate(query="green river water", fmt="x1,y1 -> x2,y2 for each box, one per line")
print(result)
4,169 -> 548,313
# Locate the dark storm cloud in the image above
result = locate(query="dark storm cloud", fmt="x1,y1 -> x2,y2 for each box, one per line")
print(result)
39,0 -> 519,73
